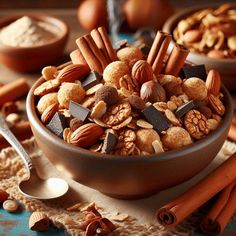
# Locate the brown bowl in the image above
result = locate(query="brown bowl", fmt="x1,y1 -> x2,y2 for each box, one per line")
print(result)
0,14 -> 69,72
26,74 -> 233,199
162,5 -> 236,90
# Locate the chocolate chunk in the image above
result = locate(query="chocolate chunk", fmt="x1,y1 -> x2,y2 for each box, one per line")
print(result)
46,112 -> 67,138
114,39 -> 128,50
82,71 -> 102,90
180,65 -> 207,80
175,100 -> 195,118
141,105 -> 171,133
102,132 -> 118,154
69,101 -> 90,122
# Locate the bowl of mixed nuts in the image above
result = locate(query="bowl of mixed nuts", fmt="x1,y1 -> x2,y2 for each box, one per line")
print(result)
163,3 -> 236,90
27,27 -> 233,199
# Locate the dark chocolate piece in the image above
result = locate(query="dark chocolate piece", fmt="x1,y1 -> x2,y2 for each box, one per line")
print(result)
46,112 -> 67,138
82,71 -> 102,90
193,100 -> 206,108
69,101 -> 90,122
102,132 -> 118,154
175,100 -> 195,118
180,65 -> 207,80
141,105 -> 171,133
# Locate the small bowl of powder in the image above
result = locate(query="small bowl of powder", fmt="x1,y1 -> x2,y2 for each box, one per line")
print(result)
0,14 -> 69,72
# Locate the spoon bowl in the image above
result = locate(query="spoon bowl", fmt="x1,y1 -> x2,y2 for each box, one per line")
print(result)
0,114 -> 69,200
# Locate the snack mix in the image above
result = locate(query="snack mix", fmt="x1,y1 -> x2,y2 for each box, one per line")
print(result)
34,26 -> 226,156
174,3 -> 236,59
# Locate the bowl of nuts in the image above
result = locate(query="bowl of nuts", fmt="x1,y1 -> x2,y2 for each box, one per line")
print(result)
27,27 -> 233,199
163,3 -> 236,90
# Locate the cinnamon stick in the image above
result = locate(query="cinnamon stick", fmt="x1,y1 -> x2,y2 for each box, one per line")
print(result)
76,36 -> 103,73
156,152 -> 236,227
0,78 -> 29,107
164,44 -> 189,76
70,49 -> 89,69
147,31 -> 171,75
200,181 -> 236,235
0,121 -> 32,149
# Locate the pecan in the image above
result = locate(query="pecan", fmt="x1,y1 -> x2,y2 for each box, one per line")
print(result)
119,74 -> 139,94
208,94 -> 225,116
102,102 -> 131,126
184,109 -> 209,139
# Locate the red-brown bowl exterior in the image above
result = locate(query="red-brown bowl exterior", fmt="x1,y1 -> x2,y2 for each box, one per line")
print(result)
26,76 -> 233,199
0,14 -> 69,72
163,5 -> 236,90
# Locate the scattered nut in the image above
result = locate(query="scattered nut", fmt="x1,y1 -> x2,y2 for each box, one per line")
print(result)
152,140 -> 164,154
90,101 -> 107,119
37,92 -> 58,115
3,199 -> 18,212
6,113 -> 21,126
29,211 -> 49,231
95,85 -> 119,105
42,66 -> 57,81
41,103 -> 59,124
117,46 -> 143,65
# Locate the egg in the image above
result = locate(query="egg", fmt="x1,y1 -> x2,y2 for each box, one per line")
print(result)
123,0 -> 174,30
77,0 -> 108,31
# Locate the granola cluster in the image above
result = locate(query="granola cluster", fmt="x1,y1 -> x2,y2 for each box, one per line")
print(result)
174,3 -> 236,59
34,27 -> 226,156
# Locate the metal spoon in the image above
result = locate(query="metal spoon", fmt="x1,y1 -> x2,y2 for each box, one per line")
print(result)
0,114 -> 69,200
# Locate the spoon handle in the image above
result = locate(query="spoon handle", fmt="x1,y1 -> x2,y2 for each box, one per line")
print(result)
0,114 -> 33,174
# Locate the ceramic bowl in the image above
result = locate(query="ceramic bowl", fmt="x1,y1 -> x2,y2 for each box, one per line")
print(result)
26,69 -> 233,199
162,5 -> 236,90
0,14 -> 69,72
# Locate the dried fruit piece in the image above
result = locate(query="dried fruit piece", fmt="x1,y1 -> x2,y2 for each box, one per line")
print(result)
184,109 -> 209,139
29,212 -> 49,231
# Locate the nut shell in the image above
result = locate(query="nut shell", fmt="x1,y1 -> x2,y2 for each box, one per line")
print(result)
70,123 -> 104,148
29,211 -> 49,231
117,46 -> 143,65
132,60 -> 153,86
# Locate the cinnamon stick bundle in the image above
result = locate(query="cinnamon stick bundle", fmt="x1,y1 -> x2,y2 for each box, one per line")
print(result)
200,181 -> 236,235
0,121 -> 32,149
156,152 -> 236,227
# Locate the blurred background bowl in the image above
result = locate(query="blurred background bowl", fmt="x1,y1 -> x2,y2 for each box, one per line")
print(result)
0,14 -> 69,73
163,5 -> 236,91
26,67 -> 233,199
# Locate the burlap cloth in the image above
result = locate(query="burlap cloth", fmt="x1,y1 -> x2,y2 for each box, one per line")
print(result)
1,137 -> 236,236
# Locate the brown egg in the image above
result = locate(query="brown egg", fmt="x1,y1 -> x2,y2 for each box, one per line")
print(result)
123,0 -> 174,30
77,0 -> 108,31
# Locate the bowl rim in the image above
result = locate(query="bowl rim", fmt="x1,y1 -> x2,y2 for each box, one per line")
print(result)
162,3 -> 236,64
26,69 -> 233,162
0,14 -> 69,50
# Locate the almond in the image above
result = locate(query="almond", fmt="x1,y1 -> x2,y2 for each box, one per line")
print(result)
70,123 -> 104,148
183,29 -> 203,44
131,60 -> 153,86
205,69 -> 221,96
41,103 -> 59,124
56,64 -> 90,83
29,211 -> 49,231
